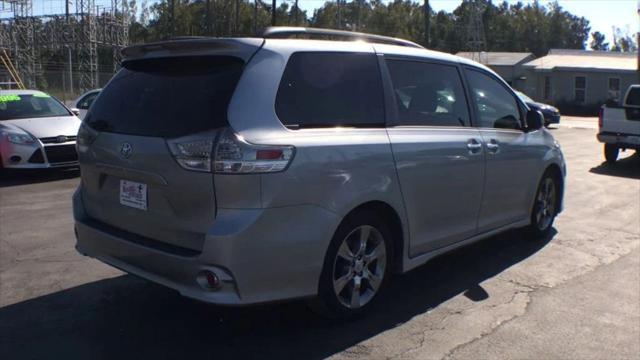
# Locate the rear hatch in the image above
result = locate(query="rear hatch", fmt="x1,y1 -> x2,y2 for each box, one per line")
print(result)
78,39 -> 262,253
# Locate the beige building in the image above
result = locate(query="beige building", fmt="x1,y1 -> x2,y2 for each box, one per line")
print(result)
521,49 -> 638,107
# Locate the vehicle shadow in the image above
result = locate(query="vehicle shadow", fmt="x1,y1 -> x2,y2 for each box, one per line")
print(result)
0,167 -> 80,188
0,229 -> 554,359
589,152 -> 640,180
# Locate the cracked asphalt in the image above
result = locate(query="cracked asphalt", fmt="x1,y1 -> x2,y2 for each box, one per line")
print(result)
1,125 -> 639,359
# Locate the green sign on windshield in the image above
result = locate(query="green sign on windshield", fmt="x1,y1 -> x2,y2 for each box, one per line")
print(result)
0,95 -> 21,102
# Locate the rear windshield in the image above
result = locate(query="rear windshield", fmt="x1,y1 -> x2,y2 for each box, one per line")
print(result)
0,93 -> 71,120
626,87 -> 640,107
275,52 -> 385,129
86,56 -> 244,137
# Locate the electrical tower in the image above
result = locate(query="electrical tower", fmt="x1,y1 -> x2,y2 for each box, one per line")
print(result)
465,0 -> 487,63
0,0 -> 129,92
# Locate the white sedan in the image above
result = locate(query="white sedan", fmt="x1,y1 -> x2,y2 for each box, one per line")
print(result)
0,90 -> 81,170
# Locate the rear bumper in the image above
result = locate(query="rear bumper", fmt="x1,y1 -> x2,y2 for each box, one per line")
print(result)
73,187 -> 341,305
597,132 -> 640,149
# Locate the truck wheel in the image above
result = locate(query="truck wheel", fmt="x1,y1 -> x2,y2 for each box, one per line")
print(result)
604,144 -> 619,164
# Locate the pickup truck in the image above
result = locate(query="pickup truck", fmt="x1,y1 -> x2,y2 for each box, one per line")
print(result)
598,85 -> 640,163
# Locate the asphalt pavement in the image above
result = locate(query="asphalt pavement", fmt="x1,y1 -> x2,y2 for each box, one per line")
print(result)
0,124 -> 638,359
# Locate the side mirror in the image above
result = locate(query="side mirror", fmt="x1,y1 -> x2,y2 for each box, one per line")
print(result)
526,109 -> 544,131
70,108 -> 81,117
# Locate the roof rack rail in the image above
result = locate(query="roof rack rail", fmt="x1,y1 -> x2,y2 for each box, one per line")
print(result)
262,26 -> 425,49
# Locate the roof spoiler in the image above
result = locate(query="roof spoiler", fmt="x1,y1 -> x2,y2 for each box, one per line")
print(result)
262,26 -> 425,49
121,38 -> 264,62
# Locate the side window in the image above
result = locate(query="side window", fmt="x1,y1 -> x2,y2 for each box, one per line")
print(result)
275,52 -> 384,129
78,92 -> 99,110
626,87 -> 640,107
466,69 -> 522,130
386,60 -> 470,127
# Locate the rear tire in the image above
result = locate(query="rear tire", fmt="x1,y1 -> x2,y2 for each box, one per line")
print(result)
526,172 -> 560,240
604,144 -> 619,164
310,210 -> 393,319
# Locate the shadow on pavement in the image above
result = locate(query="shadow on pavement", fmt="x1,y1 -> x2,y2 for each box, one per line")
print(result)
0,229 -> 554,359
0,167 -> 80,188
589,152 -> 640,180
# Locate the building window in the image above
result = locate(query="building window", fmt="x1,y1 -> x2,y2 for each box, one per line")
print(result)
574,76 -> 586,103
608,78 -> 621,103
543,76 -> 551,100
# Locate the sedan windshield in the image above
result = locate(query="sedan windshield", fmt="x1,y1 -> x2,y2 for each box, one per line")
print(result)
0,93 -> 71,120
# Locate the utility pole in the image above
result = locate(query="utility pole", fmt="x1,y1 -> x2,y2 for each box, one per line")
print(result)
235,0 -> 240,34
337,0 -> 341,29
206,0 -> 211,35
254,0 -> 258,35
424,0 -> 430,47
169,0 -> 175,36
271,0 -> 276,26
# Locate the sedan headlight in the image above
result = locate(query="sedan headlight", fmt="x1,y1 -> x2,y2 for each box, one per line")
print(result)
4,132 -> 35,145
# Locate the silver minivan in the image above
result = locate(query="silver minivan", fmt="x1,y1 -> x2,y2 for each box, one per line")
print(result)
74,28 -> 565,318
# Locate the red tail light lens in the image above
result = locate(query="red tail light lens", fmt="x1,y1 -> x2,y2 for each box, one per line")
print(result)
598,108 -> 603,128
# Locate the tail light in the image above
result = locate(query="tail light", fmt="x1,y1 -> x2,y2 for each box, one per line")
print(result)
167,138 -> 214,172
76,123 -> 98,153
214,128 -> 294,174
168,128 -> 294,174
598,108 -> 603,128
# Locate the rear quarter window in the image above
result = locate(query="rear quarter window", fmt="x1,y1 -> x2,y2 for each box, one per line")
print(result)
275,52 -> 385,129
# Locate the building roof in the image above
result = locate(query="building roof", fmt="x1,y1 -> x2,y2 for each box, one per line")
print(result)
455,52 -> 534,66
524,49 -> 638,72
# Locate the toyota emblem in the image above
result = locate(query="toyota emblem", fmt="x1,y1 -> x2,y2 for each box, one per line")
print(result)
120,142 -> 133,159
56,135 -> 67,143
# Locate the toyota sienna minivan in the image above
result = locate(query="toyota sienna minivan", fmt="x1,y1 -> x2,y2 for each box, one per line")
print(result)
74,27 -> 565,318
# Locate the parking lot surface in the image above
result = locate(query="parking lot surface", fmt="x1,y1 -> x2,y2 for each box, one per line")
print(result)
1,125 -> 639,359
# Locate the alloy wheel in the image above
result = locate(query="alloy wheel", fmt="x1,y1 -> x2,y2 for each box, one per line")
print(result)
535,177 -> 556,231
332,225 -> 387,309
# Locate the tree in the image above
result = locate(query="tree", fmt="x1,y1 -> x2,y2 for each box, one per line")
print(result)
611,26 -> 638,52
589,31 -> 609,51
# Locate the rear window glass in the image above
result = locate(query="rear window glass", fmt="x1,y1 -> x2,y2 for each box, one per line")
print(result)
86,56 -> 244,137
0,93 -> 70,120
626,87 -> 640,107
275,52 -> 385,129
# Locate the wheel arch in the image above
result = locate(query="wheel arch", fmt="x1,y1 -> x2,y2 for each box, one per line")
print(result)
338,200 -> 405,274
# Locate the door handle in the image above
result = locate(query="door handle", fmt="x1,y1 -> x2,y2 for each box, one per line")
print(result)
486,139 -> 500,153
467,139 -> 482,154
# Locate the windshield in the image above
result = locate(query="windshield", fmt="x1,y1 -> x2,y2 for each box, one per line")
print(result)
0,93 -> 71,120
516,91 -> 534,103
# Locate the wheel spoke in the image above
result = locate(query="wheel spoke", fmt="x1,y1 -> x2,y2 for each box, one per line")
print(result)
366,269 -> 382,292
334,271 -> 353,295
350,276 -> 362,308
337,241 -> 355,261
356,226 -> 370,257
364,241 -> 384,263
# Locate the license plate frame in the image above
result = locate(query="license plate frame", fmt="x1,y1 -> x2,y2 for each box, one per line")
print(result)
119,180 -> 148,210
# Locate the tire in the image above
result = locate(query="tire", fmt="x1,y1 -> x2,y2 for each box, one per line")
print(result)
310,210 -> 394,319
604,144 -> 619,164
526,172 -> 560,240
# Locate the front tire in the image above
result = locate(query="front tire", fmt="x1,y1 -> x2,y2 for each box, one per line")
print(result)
604,144 -> 619,164
526,172 -> 560,239
311,211 -> 393,319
